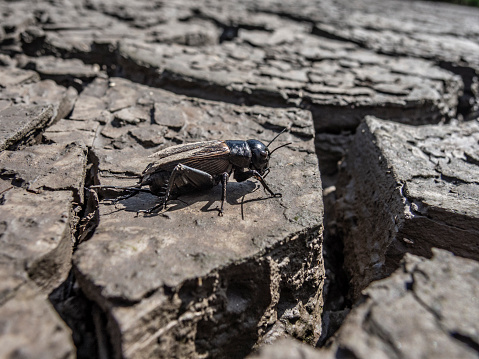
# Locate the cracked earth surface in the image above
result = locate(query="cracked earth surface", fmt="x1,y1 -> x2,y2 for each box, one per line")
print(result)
0,0 -> 478,358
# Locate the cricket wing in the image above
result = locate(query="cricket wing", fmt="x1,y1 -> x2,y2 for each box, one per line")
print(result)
148,140 -> 225,159
143,140 -> 230,175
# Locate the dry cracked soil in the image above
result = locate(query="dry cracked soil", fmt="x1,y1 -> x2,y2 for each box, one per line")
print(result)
0,0 -> 478,359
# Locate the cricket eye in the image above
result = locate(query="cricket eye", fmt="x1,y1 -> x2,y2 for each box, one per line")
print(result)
260,150 -> 267,158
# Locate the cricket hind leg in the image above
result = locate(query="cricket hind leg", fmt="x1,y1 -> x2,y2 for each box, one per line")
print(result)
139,164 -> 216,215
108,191 -> 138,203
89,184 -> 151,203
135,171 -> 169,214
137,184 -> 169,215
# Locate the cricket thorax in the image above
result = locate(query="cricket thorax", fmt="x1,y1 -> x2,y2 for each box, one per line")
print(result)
225,140 -> 252,168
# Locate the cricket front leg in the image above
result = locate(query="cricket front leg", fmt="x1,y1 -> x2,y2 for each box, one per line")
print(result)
253,172 -> 282,198
233,169 -> 282,197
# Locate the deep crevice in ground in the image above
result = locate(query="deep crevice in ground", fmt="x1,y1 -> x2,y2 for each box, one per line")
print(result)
438,61 -> 479,119
49,271 -> 100,359
47,148 -> 102,359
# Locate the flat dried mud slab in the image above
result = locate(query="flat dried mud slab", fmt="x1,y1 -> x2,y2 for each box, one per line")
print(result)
0,142 -> 88,202
336,116 -> 479,297
16,56 -> 101,87
0,142 -> 87,357
0,279 -> 75,359
73,79 -> 324,358
0,141 -> 87,291
0,66 -> 78,128
0,258 -> 75,359
0,188 -> 74,292
257,0 -> 479,68
251,249 -> 479,359
254,0 -> 479,118
330,249 -> 479,359
0,104 -> 53,151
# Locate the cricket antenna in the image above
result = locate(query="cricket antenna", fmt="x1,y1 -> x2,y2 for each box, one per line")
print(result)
267,127 -> 288,147
269,142 -> 292,156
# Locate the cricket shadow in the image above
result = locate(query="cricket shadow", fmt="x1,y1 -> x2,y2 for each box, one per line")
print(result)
99,180 -> 274,217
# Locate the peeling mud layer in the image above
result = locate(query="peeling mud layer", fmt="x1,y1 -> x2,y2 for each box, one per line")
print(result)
336,116 -> 479,297
0,0 -> 479,358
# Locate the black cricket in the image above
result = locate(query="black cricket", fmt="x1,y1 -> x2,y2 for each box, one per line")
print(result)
91,130 -> 290,216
